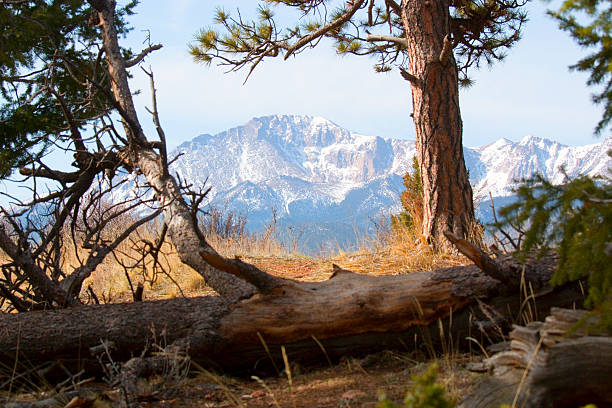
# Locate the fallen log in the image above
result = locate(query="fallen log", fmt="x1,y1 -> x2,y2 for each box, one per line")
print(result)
0,240 -> 584,385
461,308 -> 612,408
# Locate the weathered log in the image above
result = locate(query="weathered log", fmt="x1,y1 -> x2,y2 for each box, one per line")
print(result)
461,308 -> 612,408
0,256 -> 583,383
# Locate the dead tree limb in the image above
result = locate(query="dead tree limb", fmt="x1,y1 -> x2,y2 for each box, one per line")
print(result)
0,256 -> 585,381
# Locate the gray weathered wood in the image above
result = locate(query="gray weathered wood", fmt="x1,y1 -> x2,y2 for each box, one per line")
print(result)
461,308 -> 612,408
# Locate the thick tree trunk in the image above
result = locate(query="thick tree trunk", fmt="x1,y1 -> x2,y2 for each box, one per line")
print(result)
0,255 -> 584,381
402,1 -> 475,251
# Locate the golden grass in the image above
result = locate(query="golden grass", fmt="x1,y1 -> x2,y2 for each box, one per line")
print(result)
1,210 -> 470,307
329,220 -> 468,277
82,217 -> 305,302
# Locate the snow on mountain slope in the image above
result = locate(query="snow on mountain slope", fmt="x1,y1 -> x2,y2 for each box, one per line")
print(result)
470,135 -> 612,199
171,115 -> 415,235
119,114 -> 611,251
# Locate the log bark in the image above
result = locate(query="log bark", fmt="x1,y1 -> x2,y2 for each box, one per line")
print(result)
0,257 -> 584,382
402,1 -> 475,251
461,308 -> 612,408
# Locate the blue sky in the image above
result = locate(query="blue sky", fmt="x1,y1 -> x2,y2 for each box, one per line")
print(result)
0,1 -> 605,206
121,1 -> 605,150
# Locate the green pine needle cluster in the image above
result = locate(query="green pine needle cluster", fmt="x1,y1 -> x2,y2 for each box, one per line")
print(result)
376,363 -> 455,408
391,156 -> 424,238
190,6 -> 278,66
0,0 -> 137,178
496,166 -> 612,327
190,1 -> 527,82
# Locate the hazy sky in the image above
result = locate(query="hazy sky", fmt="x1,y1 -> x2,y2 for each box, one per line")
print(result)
120,1 -> 605,150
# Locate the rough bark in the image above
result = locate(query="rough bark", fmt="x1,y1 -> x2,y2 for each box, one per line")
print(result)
132,148 -> 262,300
402,1 -> 475,251
461,308 -> 612,408
0,257 -> 584,381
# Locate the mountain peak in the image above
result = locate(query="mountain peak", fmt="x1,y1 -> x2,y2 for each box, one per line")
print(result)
249,114 -> 337,128
518,134 -> 561,149
243,114 -> 351,148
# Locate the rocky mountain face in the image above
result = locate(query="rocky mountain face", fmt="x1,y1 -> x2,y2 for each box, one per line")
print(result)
129,115 -> 612,252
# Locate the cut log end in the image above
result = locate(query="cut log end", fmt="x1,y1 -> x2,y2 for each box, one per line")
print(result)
462,308 -> 612,408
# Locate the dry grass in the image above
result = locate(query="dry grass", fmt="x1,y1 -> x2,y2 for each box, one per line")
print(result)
78,210 -> 302,302
178,353 -> 478,408
329,219 -> 468,277
1,210 -> 470,306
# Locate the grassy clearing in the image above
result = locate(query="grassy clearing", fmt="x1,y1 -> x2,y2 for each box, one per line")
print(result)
0,203 -> 471,308
70,210 -> 470,303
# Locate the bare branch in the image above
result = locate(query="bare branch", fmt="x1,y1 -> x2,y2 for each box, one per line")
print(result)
384,0 -> 401,15
141,67 -> 169,175
399,67 -> 420,85
366,34 -> 407,47
0,221 -> 77,307
489,192 -> 519,251
19,167 -> 80,184
444,231 -> 515,287
63,208 -> 162,298
126,44 -> 163,68
199,250 -> 285,294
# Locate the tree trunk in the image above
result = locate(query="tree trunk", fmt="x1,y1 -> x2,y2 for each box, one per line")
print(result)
402,1 -> 475,251
88,0 -> 270,301
0,255 -> 584,381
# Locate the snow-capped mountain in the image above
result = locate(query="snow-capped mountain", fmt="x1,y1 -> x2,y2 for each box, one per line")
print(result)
469,135 -> 611,199
172,115 -> 413,236
123,114 -> 612,251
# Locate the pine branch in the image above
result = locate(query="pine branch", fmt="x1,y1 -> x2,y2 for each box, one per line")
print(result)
284,0 -> 367,60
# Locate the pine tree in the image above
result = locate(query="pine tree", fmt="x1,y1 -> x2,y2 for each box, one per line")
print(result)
549,0 -> 612,134
0,0 -> 137,178
190,0 -> 528,251
496,165 -> 612,328
392,156 -> 424,237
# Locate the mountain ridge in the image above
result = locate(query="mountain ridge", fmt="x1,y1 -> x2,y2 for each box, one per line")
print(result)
120,114 -> 611,252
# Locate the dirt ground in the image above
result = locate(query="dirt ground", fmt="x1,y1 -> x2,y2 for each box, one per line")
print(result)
3,351 -> 478,407
165,353 -> 477,408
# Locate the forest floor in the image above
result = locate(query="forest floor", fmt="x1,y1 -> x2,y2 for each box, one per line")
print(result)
3,351 -> 479,407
